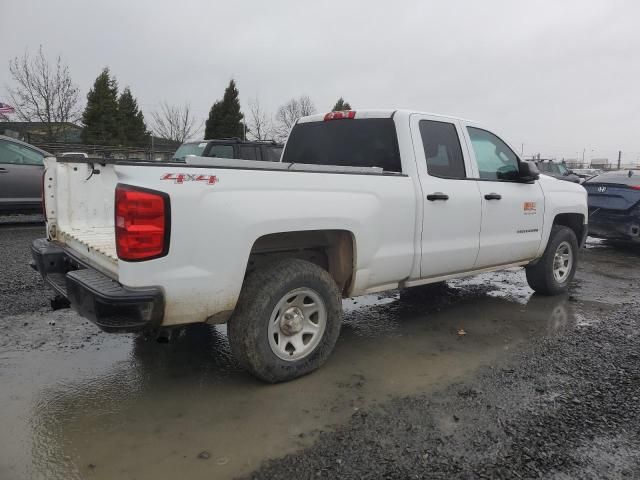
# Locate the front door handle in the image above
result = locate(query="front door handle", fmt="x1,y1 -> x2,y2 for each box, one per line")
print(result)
427,192 -> 449,201
0,167 -> 8,173
484,193 -> 502,200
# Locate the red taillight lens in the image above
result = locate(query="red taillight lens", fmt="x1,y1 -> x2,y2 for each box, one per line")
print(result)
630,185 -> 640,190
115,185 -> 169,261
324,110 -> 356,121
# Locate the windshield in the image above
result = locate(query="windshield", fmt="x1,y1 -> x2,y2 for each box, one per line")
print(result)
282,119 -> 401,172
538,162 -> 566,175
173,142 -> 207,161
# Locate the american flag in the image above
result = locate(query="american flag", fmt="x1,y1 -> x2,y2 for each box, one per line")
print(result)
0,103 -> 15,114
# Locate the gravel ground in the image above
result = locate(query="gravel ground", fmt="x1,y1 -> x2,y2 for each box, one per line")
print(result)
246,299 -> 640,480
0,225 -> 49,317
2,218 -> 639,479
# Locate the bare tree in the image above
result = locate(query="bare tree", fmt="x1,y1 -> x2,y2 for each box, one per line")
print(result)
275,95 -> 316,140
6,46 -> 81,141
151,102 -> 202,143
246,97 -> 274,141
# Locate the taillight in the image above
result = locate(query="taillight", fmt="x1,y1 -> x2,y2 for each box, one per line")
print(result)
115,185 -> 170,261
630,185 -> 640,190
324,110 -> 356,121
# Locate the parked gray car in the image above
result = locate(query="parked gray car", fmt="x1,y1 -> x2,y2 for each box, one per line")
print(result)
0,135 -> 50,213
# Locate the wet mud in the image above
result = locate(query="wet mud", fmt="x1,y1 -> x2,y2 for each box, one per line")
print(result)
1,224 -> 638,479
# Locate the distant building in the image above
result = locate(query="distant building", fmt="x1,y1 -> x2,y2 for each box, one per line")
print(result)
590,158 -> 610,169
0,122 -> 82,143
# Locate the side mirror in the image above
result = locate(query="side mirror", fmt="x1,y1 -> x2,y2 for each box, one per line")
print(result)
519,161 -> 540,182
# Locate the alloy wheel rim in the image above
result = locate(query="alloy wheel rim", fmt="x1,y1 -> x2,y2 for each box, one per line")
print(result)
268,288 -> 327,361
552,241 -> 573,283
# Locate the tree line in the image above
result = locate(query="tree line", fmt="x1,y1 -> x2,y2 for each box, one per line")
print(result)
3,47 -> 353,146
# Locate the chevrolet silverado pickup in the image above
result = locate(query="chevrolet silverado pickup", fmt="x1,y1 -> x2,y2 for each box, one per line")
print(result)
32,109 -> 588,382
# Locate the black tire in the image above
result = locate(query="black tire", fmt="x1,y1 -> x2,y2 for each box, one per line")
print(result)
526,225 -> 578,295
228,258 -> 342,383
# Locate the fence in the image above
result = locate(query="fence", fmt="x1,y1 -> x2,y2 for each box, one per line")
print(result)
32,141 -> 180,162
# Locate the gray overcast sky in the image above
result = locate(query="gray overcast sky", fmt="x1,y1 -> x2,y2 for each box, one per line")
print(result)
2,0 -> 640,163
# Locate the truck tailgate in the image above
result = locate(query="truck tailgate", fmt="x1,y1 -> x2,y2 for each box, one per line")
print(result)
44,158 -> 119,276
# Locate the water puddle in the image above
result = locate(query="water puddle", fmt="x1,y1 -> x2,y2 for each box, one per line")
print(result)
0,271 -> 613,480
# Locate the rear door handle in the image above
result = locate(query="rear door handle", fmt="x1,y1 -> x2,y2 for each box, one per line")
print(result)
484,193 -> 502,200
426,192 -> 449,201
0,167 -> 7,173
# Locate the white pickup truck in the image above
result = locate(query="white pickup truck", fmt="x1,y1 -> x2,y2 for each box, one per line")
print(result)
32,109 -> 588,382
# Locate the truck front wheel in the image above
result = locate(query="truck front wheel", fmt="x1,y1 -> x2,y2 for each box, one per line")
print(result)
525,225 -> 578,295
228,259 -> 342,383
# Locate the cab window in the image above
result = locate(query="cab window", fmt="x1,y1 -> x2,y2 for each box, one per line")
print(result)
419,120 -> 466,179
467,127 -> 519,181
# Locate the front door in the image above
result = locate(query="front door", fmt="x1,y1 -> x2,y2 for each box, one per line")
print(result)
410,114 -> 482,278
461,125 -> 545,268
0,139 -> 44,209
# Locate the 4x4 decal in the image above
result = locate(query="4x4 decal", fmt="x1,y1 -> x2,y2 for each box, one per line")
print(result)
161,173 -> 218,185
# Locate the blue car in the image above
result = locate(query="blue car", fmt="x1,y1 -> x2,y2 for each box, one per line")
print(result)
584,169 -> 640,242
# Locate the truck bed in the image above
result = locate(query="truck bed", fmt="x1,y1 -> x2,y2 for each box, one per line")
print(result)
59,227 -> 117,262
45,158 -> 119,276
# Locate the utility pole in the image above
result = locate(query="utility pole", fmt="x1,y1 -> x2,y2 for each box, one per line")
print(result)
617,150 -> 622,170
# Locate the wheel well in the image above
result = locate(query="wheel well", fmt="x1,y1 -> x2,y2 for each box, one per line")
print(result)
247,230 -> 355,295
553,213 -> 585,243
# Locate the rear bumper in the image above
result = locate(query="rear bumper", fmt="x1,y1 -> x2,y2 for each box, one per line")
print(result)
588,211 -> 640,242
31,238 -> 164,332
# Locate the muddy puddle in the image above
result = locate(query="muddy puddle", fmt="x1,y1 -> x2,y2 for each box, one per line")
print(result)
0,266 -> 618,480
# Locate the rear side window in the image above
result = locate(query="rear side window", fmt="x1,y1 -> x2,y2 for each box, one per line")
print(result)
206,144 -> 234,159
238,146 -> 258,160
282,119 -> 402,172
419,120 -> 465,179
263,146 -> 283,162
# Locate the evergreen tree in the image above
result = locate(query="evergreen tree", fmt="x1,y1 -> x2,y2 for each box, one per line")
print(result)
81,68 -> 120,145
332,97 -> 352,111
204,79 -> 244,139
117,87 -> 148,146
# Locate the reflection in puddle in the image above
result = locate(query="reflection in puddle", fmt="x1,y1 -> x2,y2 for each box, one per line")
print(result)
1,273 -> 600,480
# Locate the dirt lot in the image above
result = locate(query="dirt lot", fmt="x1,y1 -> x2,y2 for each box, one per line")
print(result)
0,223 -> 638,479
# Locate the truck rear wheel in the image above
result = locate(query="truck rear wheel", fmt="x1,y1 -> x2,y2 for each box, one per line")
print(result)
228,258 -> 342,383
526,225 -> 578,295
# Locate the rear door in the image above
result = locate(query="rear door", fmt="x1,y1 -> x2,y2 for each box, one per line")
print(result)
461,125 -> 545,268
0,139 -> 44,209
410,114 -> 482,277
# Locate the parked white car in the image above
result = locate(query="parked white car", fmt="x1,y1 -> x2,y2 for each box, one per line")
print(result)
32,109 -> 588,382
